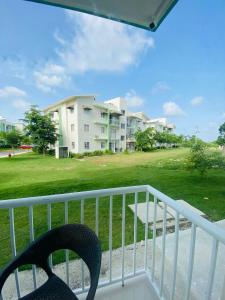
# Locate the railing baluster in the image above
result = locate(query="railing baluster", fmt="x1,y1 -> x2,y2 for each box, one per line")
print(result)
28,206 -> 37,290
64,201 -> 69,286
80,199 -> 85,290
109,195 -> 113,283
133,192 -> 138,275
9,208 -> 21,298
47,203 -> 53,268
185,223 -> 197,300
151,196 -> 158,280
160,203 -> 167,297
206,238 -> 219,300
144,192 -> 149,271
121,193 -> 126,286
171,211 -> 179,300
95,197 -> 99,237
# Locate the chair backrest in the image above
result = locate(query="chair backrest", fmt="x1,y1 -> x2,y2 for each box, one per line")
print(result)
0,224 -> 101,300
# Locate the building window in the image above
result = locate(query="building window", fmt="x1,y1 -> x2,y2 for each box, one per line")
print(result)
121,123 -> 125,129
121,135 -> 125,141
121,110 -> 125,115
71,124 -> 74,132
101,112 -> 107,118
71,142 -> 75,149
84,124 -> 89,132
70,107 -> 74,113
100,142 -> 105,149
101,127 -> 105,134
84,142 -> 90,150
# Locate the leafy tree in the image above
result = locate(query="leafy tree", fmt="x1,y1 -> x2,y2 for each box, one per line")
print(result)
186,141 -> 209,175
5,130 -> 22,149
217,122 -> 225,146
135,128 -> 156,151
23,106 -> 58,154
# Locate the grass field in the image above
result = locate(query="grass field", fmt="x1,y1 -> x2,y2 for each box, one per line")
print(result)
0,148 -> 225,268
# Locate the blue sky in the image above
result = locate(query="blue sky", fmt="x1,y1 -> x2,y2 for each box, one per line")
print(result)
0,0 -> 225,141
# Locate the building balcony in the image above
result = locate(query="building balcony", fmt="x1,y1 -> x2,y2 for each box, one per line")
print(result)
126,135 -> 135,142
94,121 -> 108,126
0,185 -> 225,300
109,119 -> 120,127
94,135 -> 108,140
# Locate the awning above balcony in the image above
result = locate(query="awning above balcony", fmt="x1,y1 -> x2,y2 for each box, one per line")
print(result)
25,0 -> 178,31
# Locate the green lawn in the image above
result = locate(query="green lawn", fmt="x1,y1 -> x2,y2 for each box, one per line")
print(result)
0,148 -> 225,268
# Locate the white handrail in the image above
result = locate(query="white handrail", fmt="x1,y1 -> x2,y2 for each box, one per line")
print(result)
147,185 -> 225,245
0,185 -> 149,208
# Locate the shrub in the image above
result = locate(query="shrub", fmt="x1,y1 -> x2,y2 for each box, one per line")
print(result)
69,152 -> 75,158
93,150 -> 104,156
47,149 -> 55,156
123,149 -> 129,154
186,142 -> 209,175
104,149 -> 114,155
83,151 -> 94,157
74,153 -> 84,159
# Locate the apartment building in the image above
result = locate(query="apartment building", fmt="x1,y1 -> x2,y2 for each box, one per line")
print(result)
44,96 -> 174,156
0,116 -> 15,133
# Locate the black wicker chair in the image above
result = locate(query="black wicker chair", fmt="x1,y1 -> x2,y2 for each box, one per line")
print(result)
0,224 -> 101,300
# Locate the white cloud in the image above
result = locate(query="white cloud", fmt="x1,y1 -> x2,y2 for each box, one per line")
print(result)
57,11 -> 154,73
12,99 -> 30,110
190,96 -> 204,106
151,81 -> 171,94
33,63 -> 70,92
33,11 -> 154,93
0,86 -> 27,98
125,90 -> 144,107
163,101 -> 186,117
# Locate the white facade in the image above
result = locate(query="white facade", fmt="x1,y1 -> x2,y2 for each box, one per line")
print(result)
44,96 -> 174,154
0,116 -> 15,133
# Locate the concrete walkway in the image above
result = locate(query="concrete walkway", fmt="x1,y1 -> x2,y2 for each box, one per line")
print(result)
128,200 -> 206,231
0,150 -> 31,158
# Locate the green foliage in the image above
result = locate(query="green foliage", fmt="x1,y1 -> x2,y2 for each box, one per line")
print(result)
5,130 -> 23,148
135,128 -> 183,151
23,106 -> 58,154
207,150 -> 225,169
47,149 -> 55,156
104,149 -> 114,155
92,150 -> 104,156
135,128 -> 156,151
216,122 -> 225,146
186,142 -> 225,175
74,153 -> 85,159
123,149 -> 129,154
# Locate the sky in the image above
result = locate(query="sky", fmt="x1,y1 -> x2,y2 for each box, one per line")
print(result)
0,0 -> 225,141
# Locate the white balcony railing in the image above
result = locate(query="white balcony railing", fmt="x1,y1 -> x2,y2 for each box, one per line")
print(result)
0,185 -> 225,300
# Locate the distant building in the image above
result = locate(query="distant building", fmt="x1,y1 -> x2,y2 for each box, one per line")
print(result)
0,116 -> 15,133
44,96 -> 175,156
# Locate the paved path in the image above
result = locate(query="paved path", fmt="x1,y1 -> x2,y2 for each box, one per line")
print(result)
0,150 -> 31,158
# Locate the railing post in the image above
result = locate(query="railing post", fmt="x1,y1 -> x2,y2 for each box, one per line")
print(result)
133,192 -> 138,275
144,192 -> 149,271
151,196 -> 158,281
29,206 -> 37,290
122,193 -> 126,286
205,238 -> 219,300
64,201 -> 69,286
185,224 -> 196,300
9,208 -> 21,298
109,195 -> 113,283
